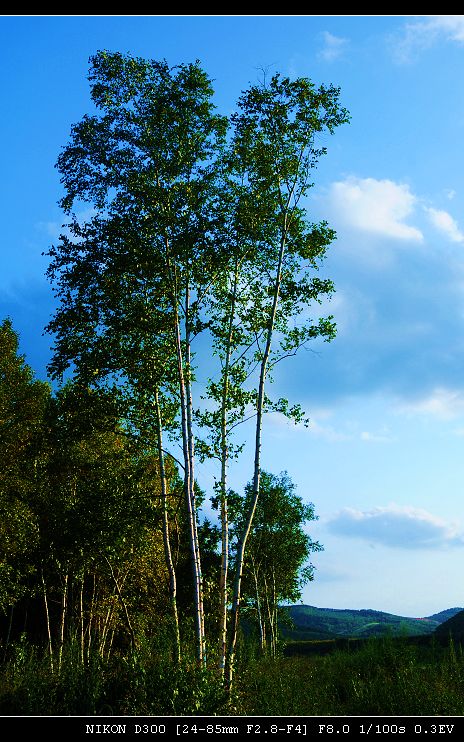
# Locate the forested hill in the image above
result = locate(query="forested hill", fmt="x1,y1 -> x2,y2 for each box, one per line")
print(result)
428,608 -> 464,623
285,605 -> 464,640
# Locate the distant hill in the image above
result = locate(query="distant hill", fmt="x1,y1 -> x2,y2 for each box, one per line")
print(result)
284,605 -> 464,640
434,609 -> 464,641
429,608 -> 464,624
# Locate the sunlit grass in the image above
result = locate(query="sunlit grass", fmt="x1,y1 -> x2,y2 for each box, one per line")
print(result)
1,634 -> 463,716
235,635 -> 464,716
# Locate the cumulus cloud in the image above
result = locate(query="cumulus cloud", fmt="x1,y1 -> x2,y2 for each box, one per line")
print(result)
392,16 -> 464,63
318,31 -> 349,62
287,174 -> 464,409
329,177 -> 423,242
327,505 -> 464,549
425,207 -> 464,243
429,15 -> 464,41
398,387 -> 464,420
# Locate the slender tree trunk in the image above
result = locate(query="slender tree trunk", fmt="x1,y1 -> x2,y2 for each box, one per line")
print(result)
226,224 -> 288,689
184,275 -> 206,665
176,313 -> 204,664
105,558 -> 137,651
168,249 -> 205,666
3,605 -> 14,662
58,572 -> 68,672
41,569 -> 54,673
86,572 -> 96,663
271,570 -> 277,657
99,579 -> 124,658
218,412 -> 230,672
79,575 -> 85,665
154,387 -> 181,664
99,595 -> 116,659
263,574 -> 270,654
251,557 -> 265,653
263,573 -> 276,657
218,264 -> 239,674
106,629 -> 115,660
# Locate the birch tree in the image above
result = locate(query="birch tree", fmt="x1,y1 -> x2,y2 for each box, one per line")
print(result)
45,53 -> 348,682
233,471 -> 322,656
222,73 -> 349,686
45,51 -> 227,665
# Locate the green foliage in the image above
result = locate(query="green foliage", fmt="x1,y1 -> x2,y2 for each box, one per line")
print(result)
285,604 -> 450,640
45,49 -> 234,665
4,52 -> 351,681
201,73 -> 349,467
229,471 -> 322,655
4,635 -> 464,716
0,319 -> 50,612
434,609 -> 464,641
235,636 -> 464,716
40,382 -> 156,566
46,50 -> 227,388
0,638 -> 230,715
0,323 -> 184,654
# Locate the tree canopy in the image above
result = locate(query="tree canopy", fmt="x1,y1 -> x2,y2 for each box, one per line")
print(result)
231,470 -> 322,655
1,51 -> 349,688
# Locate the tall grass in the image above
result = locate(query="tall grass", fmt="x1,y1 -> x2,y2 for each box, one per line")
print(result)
0,635 -> 230,715
2,634 -> 464,716
235,635 -> 464,716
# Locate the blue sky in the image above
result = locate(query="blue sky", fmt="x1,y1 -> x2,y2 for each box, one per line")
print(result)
3,15 -> 464,618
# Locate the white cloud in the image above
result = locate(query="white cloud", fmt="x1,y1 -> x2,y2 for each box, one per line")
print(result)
360,430 -> 392,443
308,418 -> 351,442
422,15 -> 464,42
272,414 -> 393,444
393,16 -> 464,63
330,176 -> 423,242
267,410 -> 350,442
399,387 -> 464,420
425,207 -> 464,243
327,504 -> 464,550
318,31 -> 348,62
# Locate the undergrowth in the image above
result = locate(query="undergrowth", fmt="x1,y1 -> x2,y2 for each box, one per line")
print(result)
1,634 -> 463,716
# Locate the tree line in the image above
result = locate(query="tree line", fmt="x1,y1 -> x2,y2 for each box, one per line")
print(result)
1,50 -> 349,690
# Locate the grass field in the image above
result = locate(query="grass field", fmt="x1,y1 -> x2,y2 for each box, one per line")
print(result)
1,633 -> 463,716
